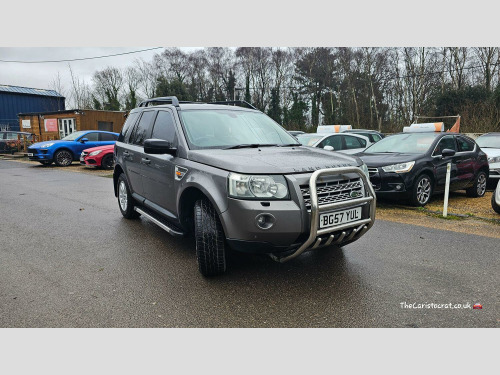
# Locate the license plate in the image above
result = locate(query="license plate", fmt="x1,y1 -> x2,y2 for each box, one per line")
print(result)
319,207 -> 362,229
27,153 -> 33,157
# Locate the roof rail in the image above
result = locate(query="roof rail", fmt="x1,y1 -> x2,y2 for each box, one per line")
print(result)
139,96 -> 180,108
208,100 -> 257,110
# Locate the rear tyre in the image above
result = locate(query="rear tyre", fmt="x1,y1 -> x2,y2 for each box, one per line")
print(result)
466,171 -> 487,198
117,174 -> 140,219
54,149 -> 73,167
492,193 -> 500,214
194,199 -> 226,277
410,174 -> 433,207
101,154 -> 114,170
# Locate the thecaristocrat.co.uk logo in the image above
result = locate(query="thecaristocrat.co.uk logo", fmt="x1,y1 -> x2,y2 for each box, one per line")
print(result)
399,302 -> 483,309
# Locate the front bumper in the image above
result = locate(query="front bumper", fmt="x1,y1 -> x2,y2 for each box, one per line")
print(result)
27,149 -> 53,161
221,167 -> 376,262
367,167 -> 414,194
488,164 -> 500,179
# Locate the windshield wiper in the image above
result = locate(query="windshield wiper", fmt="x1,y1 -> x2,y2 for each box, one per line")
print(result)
224,143 -> 278,150
277,143 -> 301,147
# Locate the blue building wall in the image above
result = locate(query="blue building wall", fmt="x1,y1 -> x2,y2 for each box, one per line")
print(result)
0,91 -> 65,131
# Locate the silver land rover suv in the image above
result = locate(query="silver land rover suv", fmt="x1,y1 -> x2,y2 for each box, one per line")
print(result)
113,96 -> 376,276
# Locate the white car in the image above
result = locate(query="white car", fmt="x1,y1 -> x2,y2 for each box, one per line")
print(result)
296,132 -> 371,154
492,180 -> 500,214
476,132 -> 500,180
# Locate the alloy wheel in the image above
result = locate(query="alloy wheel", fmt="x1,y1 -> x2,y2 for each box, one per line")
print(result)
417,177 -> 431,204
56,150 -> 72,166
119,181 -> 128,211
477,174 -> 487,196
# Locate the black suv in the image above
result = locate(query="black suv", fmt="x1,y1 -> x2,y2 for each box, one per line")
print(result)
113,97 -> 376,276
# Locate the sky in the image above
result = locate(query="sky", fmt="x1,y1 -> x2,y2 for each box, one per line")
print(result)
0,47 -> 170,96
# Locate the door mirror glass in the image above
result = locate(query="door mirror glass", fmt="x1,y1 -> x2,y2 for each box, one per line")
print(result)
144,138 -> 177,156
441,148 -> 456,157
323,145 -> 334,151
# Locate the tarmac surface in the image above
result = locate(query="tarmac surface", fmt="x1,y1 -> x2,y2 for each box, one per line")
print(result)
0,159 -> 498,327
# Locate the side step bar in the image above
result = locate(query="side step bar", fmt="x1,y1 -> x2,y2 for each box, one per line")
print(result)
134,207 -> 184,237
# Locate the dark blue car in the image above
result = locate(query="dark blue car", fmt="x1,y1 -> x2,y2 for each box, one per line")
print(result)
28,130 -> 119,166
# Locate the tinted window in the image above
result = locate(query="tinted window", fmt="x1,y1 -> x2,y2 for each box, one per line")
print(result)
119,112 -> 139,143
433,136 -> 457,156
151,111 -> 176,144
372,134 -> 382,142
318,135 -> 343,150
131,111 -> 155,146
457,136 -> 475,152
84,132 -> 99,142
0,132 -> 5,140
344,135 -> 366,149
100,133 -> 118,141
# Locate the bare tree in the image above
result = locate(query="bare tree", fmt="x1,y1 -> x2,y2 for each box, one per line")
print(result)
67,64 -> 93,109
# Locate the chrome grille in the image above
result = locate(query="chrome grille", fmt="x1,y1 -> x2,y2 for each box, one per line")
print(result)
300,178 -> 364,210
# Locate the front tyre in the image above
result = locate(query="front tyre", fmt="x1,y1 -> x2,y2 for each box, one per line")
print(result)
117,174 -> 140,219
101,154 -> 114,169
466,171 -> 487,198
54,149 -> 73,167
194,199 -> 226,277
410,174 -> 433,206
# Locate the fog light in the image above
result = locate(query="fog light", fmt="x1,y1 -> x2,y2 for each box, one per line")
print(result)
255,213 -> 276,230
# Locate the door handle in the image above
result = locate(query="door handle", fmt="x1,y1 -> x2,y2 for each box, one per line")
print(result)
141,158 -> 151,165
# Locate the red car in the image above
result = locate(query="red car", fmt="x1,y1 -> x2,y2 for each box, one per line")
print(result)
80,144 -> 115,169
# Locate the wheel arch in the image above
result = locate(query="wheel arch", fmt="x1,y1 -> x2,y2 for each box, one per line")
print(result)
113,163 -> 125,197
178,185 -> 223,234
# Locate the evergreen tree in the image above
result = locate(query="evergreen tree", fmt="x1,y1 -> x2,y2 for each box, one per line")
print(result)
267,87 -> 282,123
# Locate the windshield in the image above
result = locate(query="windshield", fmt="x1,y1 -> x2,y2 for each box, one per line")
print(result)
476,135 -> 500,148
296,134 -> 324,146
364,133 -> 438,154
179,110 -> 299,150
61,131 -> 86,141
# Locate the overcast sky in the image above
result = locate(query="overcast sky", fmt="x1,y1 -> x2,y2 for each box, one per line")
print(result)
0,47 -> 187,96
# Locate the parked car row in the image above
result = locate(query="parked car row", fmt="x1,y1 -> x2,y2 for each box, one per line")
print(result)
27,130 -> 118,168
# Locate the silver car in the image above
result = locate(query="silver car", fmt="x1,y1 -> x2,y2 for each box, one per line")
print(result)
296,132 -> 371,154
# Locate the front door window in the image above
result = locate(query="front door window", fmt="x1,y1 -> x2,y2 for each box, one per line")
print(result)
59,118 -> 76,139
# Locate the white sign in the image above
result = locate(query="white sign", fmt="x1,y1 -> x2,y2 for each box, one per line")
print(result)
22,120 -> 31,129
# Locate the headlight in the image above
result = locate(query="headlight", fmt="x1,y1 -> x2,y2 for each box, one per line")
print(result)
40,142 -> 55,148
381,161 -> 415,173
89,150 -> 103,156
360,163 -> 369,179
487,156 -> 500,163
228,173 -> 289,199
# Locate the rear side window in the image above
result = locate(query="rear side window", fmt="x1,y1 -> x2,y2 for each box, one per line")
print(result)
457,136 -> 475,152
151,111 -> 177,144
344,135 -> 366,149
119,112 -> 139,143
372,134 -> 382,142
131,111 -> 156,146
100,133 -> 118,141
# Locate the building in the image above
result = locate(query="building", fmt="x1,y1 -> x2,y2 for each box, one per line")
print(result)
18,109 -> 127,141
0,84 -> 65,131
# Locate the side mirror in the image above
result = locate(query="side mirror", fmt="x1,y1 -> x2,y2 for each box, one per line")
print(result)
441,148 -> 456,158
80,138 -> 89,143
323,145 -> 334,151
144,139 -> 177,156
